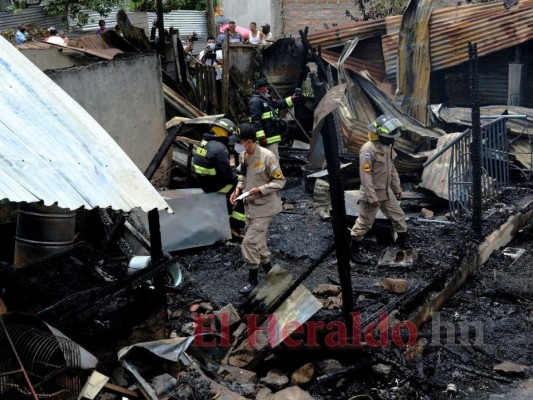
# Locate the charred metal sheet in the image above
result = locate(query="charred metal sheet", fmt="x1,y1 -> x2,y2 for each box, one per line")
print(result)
429,104 -> 533,137
131,189 -> 231,251
262,38 -> 306,98
509,137 -> 532,171
420,132 -> 462,200
383,1 -> 533,79
0,36 -> 170,212
396,0 -> 433,125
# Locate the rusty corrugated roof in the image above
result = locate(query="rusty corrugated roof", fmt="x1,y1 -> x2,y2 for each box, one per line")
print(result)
0,36 -> 170,212
383,1 -> 533,79
308,2 -> 533,84
307,19 -> 389,49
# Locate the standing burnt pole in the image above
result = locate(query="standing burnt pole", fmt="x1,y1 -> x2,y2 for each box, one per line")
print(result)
469,42 -> 482,237
156,0 -> 165,57
321,114 -> 354,335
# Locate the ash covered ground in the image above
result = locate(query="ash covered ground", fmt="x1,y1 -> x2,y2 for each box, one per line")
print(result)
169,167 -> 533,399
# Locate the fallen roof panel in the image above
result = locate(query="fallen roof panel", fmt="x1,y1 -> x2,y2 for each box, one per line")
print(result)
0,36 -> 170,212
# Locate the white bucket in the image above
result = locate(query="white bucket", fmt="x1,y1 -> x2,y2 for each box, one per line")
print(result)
128,255 -> 151,274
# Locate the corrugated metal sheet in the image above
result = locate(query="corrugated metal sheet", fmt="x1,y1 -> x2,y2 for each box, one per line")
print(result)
383,1 -> 533,80
429,105 -> 533,137
73,9 -> 208,54
0,36 -> 170,212
0,6 -> 63,30
146,10 -> 208,52
307,19 -> 389,49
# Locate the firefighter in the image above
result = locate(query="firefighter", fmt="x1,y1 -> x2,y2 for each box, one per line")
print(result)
249,78 -> 299,160
350,114 -> 408,264
229,123 -> 286,295
192,118 -> 245,239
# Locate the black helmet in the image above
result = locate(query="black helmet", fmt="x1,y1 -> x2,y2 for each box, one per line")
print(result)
211,118 -> 237,137
368,114 -> 403,138
255,78 -> 270,89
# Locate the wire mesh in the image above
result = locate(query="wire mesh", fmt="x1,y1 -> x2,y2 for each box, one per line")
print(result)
0,322 -> 81,400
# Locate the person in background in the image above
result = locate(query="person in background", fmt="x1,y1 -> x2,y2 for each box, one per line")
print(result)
350,114 -> 408,264
96,19 -> 108,35
218,21 -> 242,43
15,24 -> 28,45
199,35 -> 223,103
247,22 -> 263,45
46,28 -> 66,46
229,123 -> 286,295
249,77 -> 300,160
261,23 -> 273,45
115,24 -> 123,37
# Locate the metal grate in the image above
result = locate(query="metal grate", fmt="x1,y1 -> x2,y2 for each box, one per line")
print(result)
448,115 -> 528,221
0,318 -> 81,400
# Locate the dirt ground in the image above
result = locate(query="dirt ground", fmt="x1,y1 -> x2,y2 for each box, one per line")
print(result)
168,165 -> 533,399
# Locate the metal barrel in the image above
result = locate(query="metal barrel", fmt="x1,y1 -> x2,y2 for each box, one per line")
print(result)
14,203 -> 76,268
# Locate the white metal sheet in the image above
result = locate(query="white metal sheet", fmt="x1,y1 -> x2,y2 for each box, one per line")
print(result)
0,36 -> 170,212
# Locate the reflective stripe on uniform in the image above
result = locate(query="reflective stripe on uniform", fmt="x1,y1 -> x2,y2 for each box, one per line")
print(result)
266,135 -> 281,144
217,184 -> 233,194
231,210 -> 246,221
256,129 -> 266,138
285,97 -> 294,107
193,164 -> 216,176
261,111 -> 273,119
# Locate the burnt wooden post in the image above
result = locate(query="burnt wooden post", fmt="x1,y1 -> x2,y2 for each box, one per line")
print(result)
321,112 -> 354,337
156,0 -> 165,57
469,42 -> 482,237
222,33 -> 230,114
206,0 -> 215,38
148,209 -> 163,262
144,124 -> 183,181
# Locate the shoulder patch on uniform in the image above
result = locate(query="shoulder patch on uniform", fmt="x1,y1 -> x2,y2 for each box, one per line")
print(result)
272,169 -> 284,179
364,152 -> 371,160
363,162 -> 371,172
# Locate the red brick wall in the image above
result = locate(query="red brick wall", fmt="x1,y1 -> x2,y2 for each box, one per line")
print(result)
282,0 -> 355,38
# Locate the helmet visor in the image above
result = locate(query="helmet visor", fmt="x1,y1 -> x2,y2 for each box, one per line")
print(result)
380,117 -> 403,134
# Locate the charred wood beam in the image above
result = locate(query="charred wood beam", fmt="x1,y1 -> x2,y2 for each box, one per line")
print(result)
148,209 -> 163,262
452,363 -> 513,384
156,0 -> 165,57
100,211 -> 127,252
99,209 -> 134,258
296,27 -> 311,89
144,124 -> 184,181
299,27 -> 327,82
469,42 -> 482,237
175,28 -> 188,87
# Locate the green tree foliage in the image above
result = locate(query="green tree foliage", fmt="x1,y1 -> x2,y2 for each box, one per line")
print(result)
40,0 -> 127,26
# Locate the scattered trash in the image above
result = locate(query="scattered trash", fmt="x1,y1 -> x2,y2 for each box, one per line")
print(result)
377,248 -> 417,268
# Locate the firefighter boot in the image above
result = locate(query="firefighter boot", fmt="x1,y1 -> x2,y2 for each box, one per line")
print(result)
351,240 -> 371,264
262,261 -> 272,274
239,268 -> 259,295
396,231 -> 408,249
